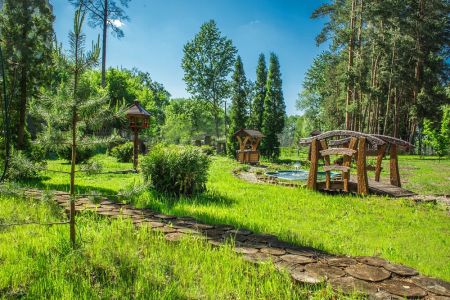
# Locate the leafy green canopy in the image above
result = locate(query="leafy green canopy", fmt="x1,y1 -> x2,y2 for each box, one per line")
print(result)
182,20 -> 237,139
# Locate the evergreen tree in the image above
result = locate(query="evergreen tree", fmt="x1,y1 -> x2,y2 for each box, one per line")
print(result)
250,54 -> 267,130
227,56 -> 248,155
0,0 -> 54,149
261,53 -> 285,159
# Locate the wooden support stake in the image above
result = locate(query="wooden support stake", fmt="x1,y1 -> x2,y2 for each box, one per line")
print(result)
356,137 -> 369,195
375,144 -> 386,182
343,137 -> 358,192
307,139 -> 319,190
319,140 -> 331,190
390,144 -> 401,187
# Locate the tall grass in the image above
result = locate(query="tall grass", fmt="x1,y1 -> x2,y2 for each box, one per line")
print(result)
0,194 -> 352,299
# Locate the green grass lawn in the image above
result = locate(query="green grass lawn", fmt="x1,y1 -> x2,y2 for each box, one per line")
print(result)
16,153 -> 450,281
1,194 -> 349,299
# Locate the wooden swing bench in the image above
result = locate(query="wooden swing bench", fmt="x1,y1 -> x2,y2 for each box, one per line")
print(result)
299,130 -> 416,197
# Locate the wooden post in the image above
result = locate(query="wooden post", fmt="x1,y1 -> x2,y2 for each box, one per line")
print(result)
133,128 -> 139,171
307,139 -> 319,190
343,137 -> 358,192
390,144 -> 401,187
319,140 -> 331,190
375,144 -> 386,182
356,137 -> 369,195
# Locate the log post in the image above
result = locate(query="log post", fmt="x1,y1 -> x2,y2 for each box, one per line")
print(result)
319,140 -> 331,190
343,137 -> 358,192
356,137 -> 369,195
307,139 -> 319,190
390,144 -> 401,187
375,144 -> 386,182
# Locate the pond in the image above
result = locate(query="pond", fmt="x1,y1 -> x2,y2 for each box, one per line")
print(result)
265,170 -> 340,181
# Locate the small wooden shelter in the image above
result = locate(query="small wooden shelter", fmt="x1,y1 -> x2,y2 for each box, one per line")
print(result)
299,130 -> 414,196
234,129 -> 264,164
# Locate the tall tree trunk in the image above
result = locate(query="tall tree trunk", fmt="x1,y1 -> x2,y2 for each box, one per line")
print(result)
345,0 -> 356,130
17,67 -> 27,149
101,0 -> 108,87
409,0 -> 424,144
383,39 -> 396,135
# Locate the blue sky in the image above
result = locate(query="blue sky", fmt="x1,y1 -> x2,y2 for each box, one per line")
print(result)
51,0 -> 328,115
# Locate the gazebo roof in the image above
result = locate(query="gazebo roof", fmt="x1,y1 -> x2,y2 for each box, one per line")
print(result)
126,100 -> 150,118
233,129 -> 265,138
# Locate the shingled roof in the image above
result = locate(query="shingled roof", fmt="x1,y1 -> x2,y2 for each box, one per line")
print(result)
126,100 -> 150,117
233,129 -> 265,138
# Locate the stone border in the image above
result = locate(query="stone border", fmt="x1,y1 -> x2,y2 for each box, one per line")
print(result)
21,189 -> 450,299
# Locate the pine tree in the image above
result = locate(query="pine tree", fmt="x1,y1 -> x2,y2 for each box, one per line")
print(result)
0,0 -> 54,149
227,56 -> 248,155
250,54 -> 267,130
261,53 -> 285,159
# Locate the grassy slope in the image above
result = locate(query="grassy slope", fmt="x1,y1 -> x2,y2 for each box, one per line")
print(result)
135,156 -> 450,281
1,195 -> 346,299
20,154 -> 450,281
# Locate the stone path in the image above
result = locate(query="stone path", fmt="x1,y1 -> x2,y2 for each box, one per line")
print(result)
23,189 -> 450,299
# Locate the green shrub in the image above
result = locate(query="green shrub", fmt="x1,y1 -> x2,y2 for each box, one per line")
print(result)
110,142 -> 133,163
200,145 -> 215,156
58,146 -> 94,164
141,144 -> 210,196
7,151 -> 44,181
80,160 -> 103,175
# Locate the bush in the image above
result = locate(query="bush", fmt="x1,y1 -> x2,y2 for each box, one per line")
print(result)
141,144 -> 210,196
80,160 -> 103,175
200,145 -> 215,156
110,142 -> 133,163
58,146 -> 94,164
7,151 -> 44,181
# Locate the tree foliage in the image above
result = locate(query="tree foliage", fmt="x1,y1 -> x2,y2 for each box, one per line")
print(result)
182,20 -> 237,139
261,53 -> 286,159
250,54 -> 267,131
0,0 -> 54,149
227,56 -> 248,155
298,0 -> 449,145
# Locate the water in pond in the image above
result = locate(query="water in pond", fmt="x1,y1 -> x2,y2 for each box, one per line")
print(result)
265,170 -> 339,181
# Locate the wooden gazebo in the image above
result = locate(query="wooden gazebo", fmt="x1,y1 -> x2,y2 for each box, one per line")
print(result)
299,130 -> 415,196
234,129 -> 264,164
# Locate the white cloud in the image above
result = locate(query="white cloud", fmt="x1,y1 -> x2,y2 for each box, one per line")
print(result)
249,20 -> 261,26
109,19 -> 124,28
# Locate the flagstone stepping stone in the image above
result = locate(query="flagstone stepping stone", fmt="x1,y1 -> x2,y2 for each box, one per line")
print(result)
191,223 -> 214,230
411,276 -> 450,297
233,247 -> 259,255
260,247 -> 286,256
291,267 -> 325,284
356,256 -> 388,267
154,214 -> 177,220
383,263 -> 419,277
345,264 -> 391,282
285,248 -> 317,257
327,257 -> 357,267
380,279 -> 427,298
329,276 -> 379,295
177,228 -> 200,235
426,296 -> 450,300
305,263 -> 346,279
243,252 -> 278,264
274,260 -> 301,272
95,207 -> 114,212
98,210 -> 121,216
227,229 -> 252,235
280,254 -> 316,265
222,232 -> 248,242
165,232 -> 185,242
246,234 -> 277,244
146,221 -> 165,228
207,240 -> 222,247
154,226 -> 177,234
241,241 -> 268,249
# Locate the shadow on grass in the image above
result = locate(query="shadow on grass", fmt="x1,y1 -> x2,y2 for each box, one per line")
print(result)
16,178 -> 118,196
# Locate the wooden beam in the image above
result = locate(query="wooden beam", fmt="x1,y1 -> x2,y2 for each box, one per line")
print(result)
375,144 -> 386,182
319,140 -> 331,190
307,139 -> 319,190
323,165 -> 351,172
320,148 -> 357,156
343,137 -> 358,192
389,144 -> 401,187
356,137 -> 369,195
299,130 -> 385,147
